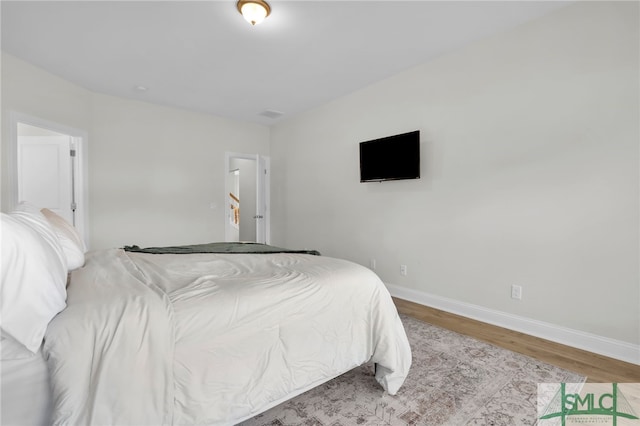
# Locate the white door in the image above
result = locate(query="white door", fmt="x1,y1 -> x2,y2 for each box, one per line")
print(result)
255,155 -> 269,244
224,153 -> 270,244
18,135 -> 75,224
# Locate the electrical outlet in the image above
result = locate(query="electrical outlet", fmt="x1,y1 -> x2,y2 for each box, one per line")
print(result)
370,258 -> 376,270
400,265 -> 407,276
511,284 -> 522,300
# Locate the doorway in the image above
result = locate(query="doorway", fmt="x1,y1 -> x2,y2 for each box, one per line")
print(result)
224,152 -> 270,244
10,113 -> 88,246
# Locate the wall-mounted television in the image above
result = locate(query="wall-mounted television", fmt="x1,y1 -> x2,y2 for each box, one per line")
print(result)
359,130 -> 420,182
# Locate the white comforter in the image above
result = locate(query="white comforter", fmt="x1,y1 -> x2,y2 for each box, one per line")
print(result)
43,249 -> 411,425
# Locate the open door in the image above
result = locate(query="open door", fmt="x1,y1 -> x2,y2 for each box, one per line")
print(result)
9,115 -> 88,246
255,154 -> 269,244
224,153 -> 270,244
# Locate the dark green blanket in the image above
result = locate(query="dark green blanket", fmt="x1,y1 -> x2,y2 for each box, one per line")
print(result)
123,242 -> 320,256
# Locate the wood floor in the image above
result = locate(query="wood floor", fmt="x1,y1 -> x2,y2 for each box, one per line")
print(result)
393,297 -> 640,383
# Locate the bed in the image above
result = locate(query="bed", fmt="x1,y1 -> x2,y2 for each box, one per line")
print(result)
1,203 -> 412,425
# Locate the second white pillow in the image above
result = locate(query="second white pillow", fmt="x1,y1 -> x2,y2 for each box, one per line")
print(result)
41,208 -> 86,271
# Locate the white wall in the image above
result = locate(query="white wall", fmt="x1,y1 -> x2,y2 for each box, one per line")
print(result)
270,2 -> 639,346
1,53 -> 270,249
89,94 -> 268,249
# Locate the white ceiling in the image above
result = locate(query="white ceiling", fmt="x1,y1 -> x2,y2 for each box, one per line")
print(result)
2,1 -> 570,126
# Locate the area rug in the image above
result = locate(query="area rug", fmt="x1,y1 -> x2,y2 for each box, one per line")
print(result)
240,315 -> 585,426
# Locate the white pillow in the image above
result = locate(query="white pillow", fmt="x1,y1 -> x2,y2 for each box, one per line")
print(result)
41,208 -> 86,270
10,202 -> 68,269
0,204 -> 68,357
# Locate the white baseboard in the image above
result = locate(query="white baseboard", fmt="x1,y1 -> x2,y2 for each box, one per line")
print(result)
386,283 -> 640,366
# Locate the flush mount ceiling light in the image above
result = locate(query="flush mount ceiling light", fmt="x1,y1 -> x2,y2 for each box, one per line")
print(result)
237,0 -> 271,26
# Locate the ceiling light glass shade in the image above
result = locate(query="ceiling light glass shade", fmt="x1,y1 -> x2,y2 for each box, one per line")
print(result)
237,0 -> 271,26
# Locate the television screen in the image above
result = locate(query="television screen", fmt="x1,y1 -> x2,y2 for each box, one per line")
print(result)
359,130 -> 420,182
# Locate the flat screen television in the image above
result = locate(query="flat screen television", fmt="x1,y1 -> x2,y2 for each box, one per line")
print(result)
359,130 -> 420,182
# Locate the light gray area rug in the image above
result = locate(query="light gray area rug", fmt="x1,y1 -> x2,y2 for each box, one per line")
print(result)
240,315 -> 585,426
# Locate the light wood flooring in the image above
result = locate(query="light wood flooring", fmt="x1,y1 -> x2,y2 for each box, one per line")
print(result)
393,297 -> 640,383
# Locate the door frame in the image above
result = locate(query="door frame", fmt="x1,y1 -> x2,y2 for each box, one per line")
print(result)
8,112 -> 90,247
224,152 -> 270,244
